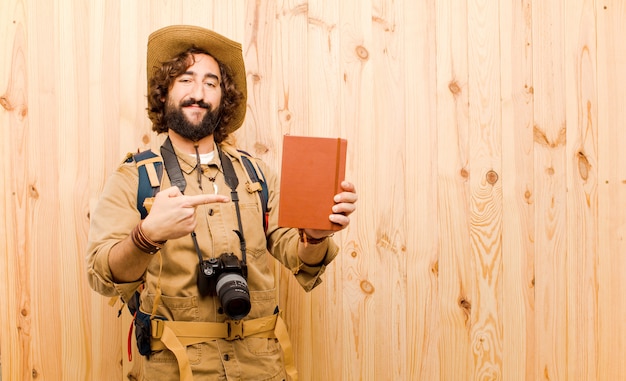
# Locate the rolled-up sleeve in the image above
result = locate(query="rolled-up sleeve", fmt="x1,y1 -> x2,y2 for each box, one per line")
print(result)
86,162 -> 145,302
260,160 -> 341,292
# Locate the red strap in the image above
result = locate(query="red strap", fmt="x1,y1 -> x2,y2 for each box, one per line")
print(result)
128,312 -> 137,362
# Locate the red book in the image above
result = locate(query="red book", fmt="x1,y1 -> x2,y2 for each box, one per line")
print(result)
278,135 -> 348,230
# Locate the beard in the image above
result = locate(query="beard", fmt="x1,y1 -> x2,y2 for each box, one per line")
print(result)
163,99 -> 221,142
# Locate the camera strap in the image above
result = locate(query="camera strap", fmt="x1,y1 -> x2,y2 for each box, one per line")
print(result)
160,137 -> 205,266
218,146 -> 247,266
160,137 -> 187,193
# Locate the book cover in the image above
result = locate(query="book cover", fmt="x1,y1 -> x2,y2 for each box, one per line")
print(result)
278,135 -> 348,231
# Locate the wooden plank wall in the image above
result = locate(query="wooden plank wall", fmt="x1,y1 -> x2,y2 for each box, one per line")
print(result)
1,0 -> 624,380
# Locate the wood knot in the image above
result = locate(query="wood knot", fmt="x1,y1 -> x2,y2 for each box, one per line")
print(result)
486,170 -> 499,185
29,184 -> 39,199
19,104 -> 28,119
534,124 -> 566,148
459,297 -> 472,325
0,95 -> 14,111
577,151 -> 590,181
355,45 -> 369,60
459,298 -> 471,311
253,142 -> 270,155
448,80 -> 461,96
360,280 -> 375,295
460,168 -> 469,179
278,109 -> 292,123
524,189 -> 532,204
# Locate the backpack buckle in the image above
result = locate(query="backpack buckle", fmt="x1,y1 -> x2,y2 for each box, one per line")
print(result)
246,181 -> 262,193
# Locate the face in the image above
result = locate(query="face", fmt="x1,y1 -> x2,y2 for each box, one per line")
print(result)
164,54 -> 223,141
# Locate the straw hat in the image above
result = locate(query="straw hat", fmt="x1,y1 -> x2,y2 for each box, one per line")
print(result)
147,25 -> 247,134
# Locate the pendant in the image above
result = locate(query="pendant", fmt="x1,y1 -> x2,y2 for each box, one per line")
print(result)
213,182 -> 218,195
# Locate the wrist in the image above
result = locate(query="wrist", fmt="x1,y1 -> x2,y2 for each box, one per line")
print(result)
131,220 -> 166,255
298,229 -> 328,246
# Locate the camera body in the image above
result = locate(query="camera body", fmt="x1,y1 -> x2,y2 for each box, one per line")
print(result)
198,253 -> 251,320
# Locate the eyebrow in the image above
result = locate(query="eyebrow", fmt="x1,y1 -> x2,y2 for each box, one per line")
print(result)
183,71 -> 220,82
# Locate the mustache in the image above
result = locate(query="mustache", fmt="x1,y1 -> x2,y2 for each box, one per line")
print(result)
180,99 -> 210,109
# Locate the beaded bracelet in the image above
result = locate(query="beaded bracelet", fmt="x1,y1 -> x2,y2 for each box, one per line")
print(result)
131,221 -> 166,255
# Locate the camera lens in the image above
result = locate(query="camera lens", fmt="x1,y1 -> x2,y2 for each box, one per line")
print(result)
216,273 -> 251,320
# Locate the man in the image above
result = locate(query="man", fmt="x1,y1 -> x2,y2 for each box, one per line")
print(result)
86,25 -> 357,381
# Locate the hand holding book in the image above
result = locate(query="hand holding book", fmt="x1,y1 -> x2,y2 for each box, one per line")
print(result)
301,180 -> 358,239
278,135 -> 357,236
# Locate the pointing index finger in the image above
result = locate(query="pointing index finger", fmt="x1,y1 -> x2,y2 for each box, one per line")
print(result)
184,194 -> 230,207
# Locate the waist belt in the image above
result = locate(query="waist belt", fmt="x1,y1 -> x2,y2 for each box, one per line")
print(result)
149,314 -> 297,381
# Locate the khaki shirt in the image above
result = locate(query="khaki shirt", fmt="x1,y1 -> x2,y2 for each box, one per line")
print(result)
86,142 -> 339,380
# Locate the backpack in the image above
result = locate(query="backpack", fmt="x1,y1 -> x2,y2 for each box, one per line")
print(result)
130,148 -> 269,230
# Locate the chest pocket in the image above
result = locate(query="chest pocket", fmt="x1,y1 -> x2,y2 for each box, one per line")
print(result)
220,149 -> 268,259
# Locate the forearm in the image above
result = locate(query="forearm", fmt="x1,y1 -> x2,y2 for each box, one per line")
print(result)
297,229 -> 330,266
108,234 -> 155,283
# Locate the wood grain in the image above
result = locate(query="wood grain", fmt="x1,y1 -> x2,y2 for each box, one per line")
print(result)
307,1 -> 344,380
404,1 -> 439,380
564,1 -> 599,379
1,0 -> 626,380
597,2 -> 626,381
436,0 -> 474,379
500,0 -> 536,380
467,0 -> 504,379
533,1 -> 571,379
370,0 -> 407,378
1,1 -> 30,379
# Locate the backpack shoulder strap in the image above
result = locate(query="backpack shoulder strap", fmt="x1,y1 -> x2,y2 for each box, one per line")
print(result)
132,150 -> 163,219
238,150 -> 269,233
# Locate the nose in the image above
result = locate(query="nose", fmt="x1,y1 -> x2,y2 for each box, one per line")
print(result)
190,80 -> 204,101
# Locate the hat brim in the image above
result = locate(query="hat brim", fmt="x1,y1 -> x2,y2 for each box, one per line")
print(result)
147,25 -> 247,134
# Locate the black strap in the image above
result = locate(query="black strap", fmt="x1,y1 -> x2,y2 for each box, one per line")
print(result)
218,147 -> 247,265
160,137 -> 186,193
160,137 -> 204,264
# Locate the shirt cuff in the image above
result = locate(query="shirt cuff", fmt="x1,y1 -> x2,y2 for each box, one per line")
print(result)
290,238 -> 340,292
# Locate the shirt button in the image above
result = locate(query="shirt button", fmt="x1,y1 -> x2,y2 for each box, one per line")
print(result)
223,354 -> 230,361
208,209 -> 214,216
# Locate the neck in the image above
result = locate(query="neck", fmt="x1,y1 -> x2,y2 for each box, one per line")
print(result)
167,130 -> 216,154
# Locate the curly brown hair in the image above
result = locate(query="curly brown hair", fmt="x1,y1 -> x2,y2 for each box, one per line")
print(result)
147,46 -> 243,143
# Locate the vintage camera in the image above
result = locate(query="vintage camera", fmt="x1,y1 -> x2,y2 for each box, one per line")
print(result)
198,253 -> 251,320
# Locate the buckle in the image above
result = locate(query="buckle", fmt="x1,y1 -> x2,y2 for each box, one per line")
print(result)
150,319 -> 164,339
226,320 -> 244,340
246,181 -> 262,193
